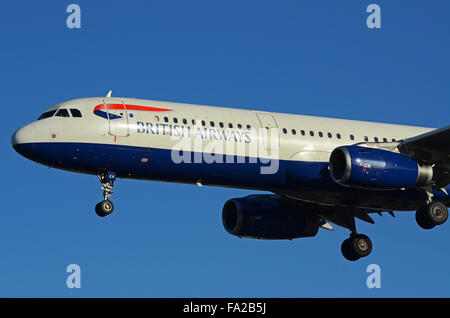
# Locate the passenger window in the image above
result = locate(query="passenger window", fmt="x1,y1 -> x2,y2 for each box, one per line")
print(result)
318,132 -> 323,137
192,119 -> 197,125
310,131 -> 314,137
392,138 -> 396,142
237,124 -> 242,129
327,133 -> 332,138
246,124 -> 251,130
219,122 -> 224,128
336,133 -> 341,139
228,123 -> 233,128
70,109 -> 82,117
182,118 -> 187,124
164,117 -> 169,123
37,110 -> 57,120
364,136 -> 369,142
350,134 -> 355,141
55,109 -> 70,117
202,120 -> 206,126
374,137 -> 379,142
292,129 -> 296,135
173,118 -> 178,124
210,121 -> 215,127
383,138 -> 387,142
301,130 -> 305,136
154,116 -> 160,122
282,128 -> 287,134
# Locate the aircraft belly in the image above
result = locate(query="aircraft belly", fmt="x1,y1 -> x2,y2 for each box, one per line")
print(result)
13,141 -> 449,210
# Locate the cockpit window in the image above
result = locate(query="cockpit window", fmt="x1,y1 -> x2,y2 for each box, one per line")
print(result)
70,109 -> 82,117
37,110 -> 57,120
55,109 -> 70,117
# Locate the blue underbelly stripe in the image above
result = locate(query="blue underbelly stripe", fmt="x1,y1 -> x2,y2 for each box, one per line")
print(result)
13,141 -> 450,210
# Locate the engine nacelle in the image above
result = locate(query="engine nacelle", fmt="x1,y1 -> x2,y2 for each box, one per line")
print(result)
222,195 -> 319,240
329,145 -> 433,189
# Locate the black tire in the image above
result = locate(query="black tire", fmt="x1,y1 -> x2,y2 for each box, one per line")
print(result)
95,200 -> 114,217
341,238 -> 360,261
426,201 -> 448,225
415,207 -> 435,230
350,234 -> 373,258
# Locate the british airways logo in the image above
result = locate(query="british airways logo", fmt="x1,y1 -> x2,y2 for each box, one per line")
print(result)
136,121 -> 252,143
93,104 -> 172,119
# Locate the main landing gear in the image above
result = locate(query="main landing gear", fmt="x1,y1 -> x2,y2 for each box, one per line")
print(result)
341,234 -> 372,261
340,213 -> 373,261
339,200 -> 449,260
415,201 -> 448,230
95,172 -> 116,217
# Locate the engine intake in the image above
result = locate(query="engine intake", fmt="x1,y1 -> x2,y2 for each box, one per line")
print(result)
222,195 -> 319,240
329,145 -> 433,189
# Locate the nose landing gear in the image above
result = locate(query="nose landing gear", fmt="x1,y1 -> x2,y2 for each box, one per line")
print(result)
95,172 -> 116,217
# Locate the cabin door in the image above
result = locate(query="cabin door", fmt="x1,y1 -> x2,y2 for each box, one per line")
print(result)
104,99 -> 129,137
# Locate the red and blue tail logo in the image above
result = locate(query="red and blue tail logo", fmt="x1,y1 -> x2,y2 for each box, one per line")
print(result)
93,103 -> 172,119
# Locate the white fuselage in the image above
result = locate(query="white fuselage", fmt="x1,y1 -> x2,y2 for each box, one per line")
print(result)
11,97 -> 438,211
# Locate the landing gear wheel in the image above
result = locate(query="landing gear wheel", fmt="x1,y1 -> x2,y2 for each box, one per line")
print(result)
95,200 -> 114,217
341,234 -> 373,261
427,201 -> 448,225
341,238 -> 360,261
351,234 -> 372,258
415,201 -> 448,229
415,207 -> 435,230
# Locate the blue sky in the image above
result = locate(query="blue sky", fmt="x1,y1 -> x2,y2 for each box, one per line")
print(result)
1,0 -> 450,297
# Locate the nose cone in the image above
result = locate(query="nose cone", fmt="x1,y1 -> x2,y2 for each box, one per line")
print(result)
11,124 -> 37,155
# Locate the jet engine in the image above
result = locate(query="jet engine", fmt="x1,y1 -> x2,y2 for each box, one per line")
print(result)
329,145 -> 433,190
222,195 -> 319,240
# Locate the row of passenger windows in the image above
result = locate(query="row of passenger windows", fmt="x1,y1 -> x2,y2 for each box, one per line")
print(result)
37,109 -> 82,120
154,116 -> 252,130
154,116 -> 396,142
281,128 -> 396,142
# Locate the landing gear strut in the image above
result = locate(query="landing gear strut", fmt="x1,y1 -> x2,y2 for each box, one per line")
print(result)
340,212 -> 373,261
95,172 -> 116,217
415,201 -> 448,230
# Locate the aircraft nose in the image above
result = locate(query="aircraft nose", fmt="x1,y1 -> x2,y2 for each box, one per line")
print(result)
11,124 -> 37,147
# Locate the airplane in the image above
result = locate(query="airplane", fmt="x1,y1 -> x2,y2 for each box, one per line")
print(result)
11,92 -> 450,261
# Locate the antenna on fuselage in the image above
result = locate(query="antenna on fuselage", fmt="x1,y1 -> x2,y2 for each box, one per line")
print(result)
106,90 -> 112,98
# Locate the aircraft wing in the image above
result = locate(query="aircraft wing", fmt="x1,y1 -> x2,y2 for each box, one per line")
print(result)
398,125 -> 450,187
398,125 -> 450,163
